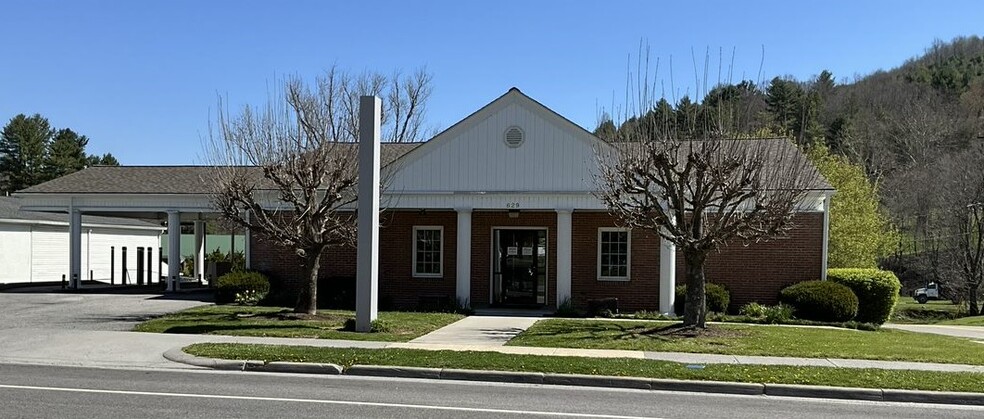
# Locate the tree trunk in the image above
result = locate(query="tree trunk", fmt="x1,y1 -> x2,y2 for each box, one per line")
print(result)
682,250 -> 708,328
969,285 -> 980,316
294,249 -> 323,315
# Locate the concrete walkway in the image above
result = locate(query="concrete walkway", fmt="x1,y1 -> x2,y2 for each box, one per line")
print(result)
4,325 -> 983,374
409,316 -> 540,346
884,323 -> 984,342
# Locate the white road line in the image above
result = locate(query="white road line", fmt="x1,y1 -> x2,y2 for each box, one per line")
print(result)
0,383 -> 662,419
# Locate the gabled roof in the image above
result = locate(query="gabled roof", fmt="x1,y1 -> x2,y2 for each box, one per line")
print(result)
384,87 -> 612,171
0,197 -> 160,227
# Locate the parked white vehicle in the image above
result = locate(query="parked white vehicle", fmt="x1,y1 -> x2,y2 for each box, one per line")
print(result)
913,282 -> 942,304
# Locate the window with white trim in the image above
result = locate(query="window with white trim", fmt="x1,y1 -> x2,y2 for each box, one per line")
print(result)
598,228 -> 630,280
413,226 -> 443,277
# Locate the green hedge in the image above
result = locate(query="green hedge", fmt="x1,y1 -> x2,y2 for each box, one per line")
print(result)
215,271 -> 270,304
780,281 -> 858,322
675,283 -> 731,314
827,268 -> 901,324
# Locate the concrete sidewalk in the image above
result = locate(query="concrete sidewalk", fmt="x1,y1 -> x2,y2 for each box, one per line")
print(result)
409,316 -> 539,346
884,323 -> 984,342
3,326 -> 983,374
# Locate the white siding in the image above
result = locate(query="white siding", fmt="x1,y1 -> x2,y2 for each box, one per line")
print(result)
389,98 -> 603,197
0,224 -> 33,283
30,226 -> 69,283
87,228 -> 161,283
0,221 -> 161,285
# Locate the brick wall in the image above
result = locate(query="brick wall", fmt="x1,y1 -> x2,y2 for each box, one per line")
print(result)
571,212 -> 661,312
680,212 -> 825,310
249,210 -> 458,309
250,210 -> 825,312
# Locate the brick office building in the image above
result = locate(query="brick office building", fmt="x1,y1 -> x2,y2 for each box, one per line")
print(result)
249,88 -> 834,313
16,88 -> 833,313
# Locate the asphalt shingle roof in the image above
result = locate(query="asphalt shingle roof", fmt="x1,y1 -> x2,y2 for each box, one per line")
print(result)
17,143 -> 421,195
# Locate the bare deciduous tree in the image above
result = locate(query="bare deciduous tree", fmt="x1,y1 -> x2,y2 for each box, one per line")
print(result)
205,66 -> 431,314
934,146 -> 984,315
596,52 -> 822,329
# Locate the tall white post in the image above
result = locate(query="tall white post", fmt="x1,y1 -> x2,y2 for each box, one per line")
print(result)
69,207 -> 82,289
194,219 -> 206,283
556,209 -> 572,308
167,211 -> 182,292
821,193 -> 832,281
355,95 -> 381,332
455,207 -> 472,307
659,232 -> 677,315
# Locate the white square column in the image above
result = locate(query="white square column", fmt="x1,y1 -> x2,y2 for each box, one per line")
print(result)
455,207 -> 472,306
167,210 -> 182,292
659,233 -> 676,315
355,95 -> 381,332
68,208 -> 82,289
555,209 -> 572,308
194,220 -> 206,283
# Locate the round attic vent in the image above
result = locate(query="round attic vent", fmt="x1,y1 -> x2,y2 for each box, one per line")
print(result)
504,126 -> 525,148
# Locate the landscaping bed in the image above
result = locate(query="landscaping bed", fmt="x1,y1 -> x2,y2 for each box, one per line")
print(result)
134,305 -> 463,342
183,343 -> 984,393
507,319 -> 984,365
891,298 -> 972,324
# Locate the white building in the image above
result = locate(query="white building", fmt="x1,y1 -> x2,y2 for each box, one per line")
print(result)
0,197 -> 163,285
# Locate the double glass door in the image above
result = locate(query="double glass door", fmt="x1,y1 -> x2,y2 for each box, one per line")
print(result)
493,229 -> 547,306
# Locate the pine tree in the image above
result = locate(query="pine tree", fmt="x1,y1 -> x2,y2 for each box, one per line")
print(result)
0,114 -> 53,194
45,128 -> 89,180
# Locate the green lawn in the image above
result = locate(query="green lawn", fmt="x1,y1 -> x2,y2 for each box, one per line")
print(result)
184,343 -> 984,393
937,315 -> 984,326
507,319 -> 984,365
133,305 -> 463,342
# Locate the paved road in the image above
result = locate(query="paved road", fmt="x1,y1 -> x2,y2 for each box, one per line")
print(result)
0,288 -> 210,331
1,363 -> 982,419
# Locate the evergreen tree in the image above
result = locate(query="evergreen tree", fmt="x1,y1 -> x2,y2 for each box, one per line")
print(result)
0,114 -> 53,194
45,128 -> 89,180
87,153 -> 119,166
765,77 -> 803,136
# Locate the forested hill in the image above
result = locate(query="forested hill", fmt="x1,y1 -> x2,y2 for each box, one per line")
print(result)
594,35 -> 984,295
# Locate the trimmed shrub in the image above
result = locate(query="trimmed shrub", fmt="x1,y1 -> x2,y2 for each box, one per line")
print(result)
827,268 -> 902,324
739,302 -> 767,317
780,281 -> 858,322
675,283 -> 731,314
215,271 -> 270,304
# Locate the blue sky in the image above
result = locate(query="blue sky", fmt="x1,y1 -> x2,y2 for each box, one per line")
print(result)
1,0 -> 982,165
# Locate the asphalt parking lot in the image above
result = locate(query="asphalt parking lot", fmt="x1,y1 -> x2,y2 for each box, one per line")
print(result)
0,285 -> 211,331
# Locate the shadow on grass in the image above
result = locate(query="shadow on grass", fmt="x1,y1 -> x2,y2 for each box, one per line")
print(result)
158,323 -> 343,335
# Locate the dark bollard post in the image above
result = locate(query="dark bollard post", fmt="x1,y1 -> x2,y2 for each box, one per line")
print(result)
158,247 -> 163,284
110,246 -> 115,285
136,247 -> 145,286
122,247 -> 128,285
146,247 -> 153,285
62,274 -> 66,289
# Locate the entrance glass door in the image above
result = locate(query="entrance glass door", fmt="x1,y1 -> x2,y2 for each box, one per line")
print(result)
493,229 -> 547,306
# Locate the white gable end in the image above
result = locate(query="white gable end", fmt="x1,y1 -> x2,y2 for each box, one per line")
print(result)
387,91 -> 605,196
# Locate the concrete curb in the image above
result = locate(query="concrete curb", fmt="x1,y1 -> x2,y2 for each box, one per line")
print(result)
164,348 -> 984,406
764,383 -> 883,401
651,378 -> 764,395
163,347 -> 342,374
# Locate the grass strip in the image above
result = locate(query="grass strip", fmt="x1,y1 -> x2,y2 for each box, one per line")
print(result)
134,305 -> 463,342
184,343 -> 984,393
507,319 -> 984,365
